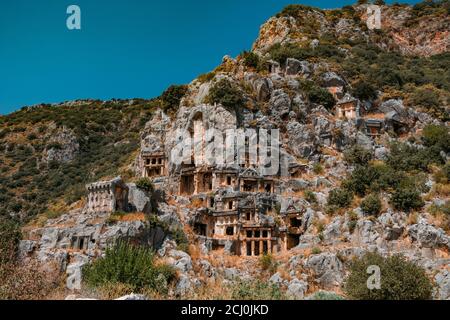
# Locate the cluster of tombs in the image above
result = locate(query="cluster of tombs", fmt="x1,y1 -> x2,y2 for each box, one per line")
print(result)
266,58 -> 409,137
191,190 -> 308,256
140,144 -> 308,256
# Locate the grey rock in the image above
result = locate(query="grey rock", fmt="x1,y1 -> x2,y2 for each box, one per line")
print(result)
18,240 -> 37,258
127,183 -> 152,214
66,261 -> 87,290
44,128 -> 79,163
435,270 -> 450,300
408,221 -> 450,249
321,72 -> 345,87
374,146 -> 388,160
305,253 -> 344,289
175,275 -> 193,296
115,294 -> 148,300
269,273 -> 284,287
224,268 -> 240,281
169,249 -> 193,273
269,89 -> 291,120
199,260 -> 216,278
287,278 -> 308,299
286,58 -> 310,76
323,217 -> 343,243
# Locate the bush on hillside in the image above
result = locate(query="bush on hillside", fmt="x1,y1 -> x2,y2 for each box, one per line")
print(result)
390,188 -> 424,212
241,51 -> 260,69
136,177 -> 154,193
206,79 -> 245,111
327,188 -> 353,209
344,145 -> 373,166
160,85 -> 188,113
360,194 -> 382,216
344,252 -> 433,300
83,241 -> 176,294
231,280 -> 285,300
307,86 -> 336,110
0,219 -> 21,265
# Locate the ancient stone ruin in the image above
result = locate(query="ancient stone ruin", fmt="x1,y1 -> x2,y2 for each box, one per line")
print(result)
86,177 -> 129,214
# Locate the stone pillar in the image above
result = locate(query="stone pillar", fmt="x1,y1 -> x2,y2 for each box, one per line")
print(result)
194,173 -> 199,195
251,241 -> 255,256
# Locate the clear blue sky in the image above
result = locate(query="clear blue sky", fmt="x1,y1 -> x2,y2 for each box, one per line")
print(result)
0,0 -> 420,114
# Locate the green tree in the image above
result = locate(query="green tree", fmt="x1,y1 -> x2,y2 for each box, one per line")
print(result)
206,79 -> 246,111
83,241 -> 175,293
345,252 -> 433,300
136,177 -> 154,193
241,51 -> 260,69
0,219 -> 22,265
308,86 -> 336,110
160,85 -> 188,113
344,145 -> 373,166
352,80 -> 378,101
361,194 -> 382,216
390,188 -> 424,212
327,188 -> 353,209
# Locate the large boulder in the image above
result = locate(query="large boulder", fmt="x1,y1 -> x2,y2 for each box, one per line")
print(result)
287,121 -> 317,159
408,221 -> 450,250
66,261 -> 87,291
321,72 -> 346,87
269,89 -> 291,120
287,278 -> 308,299
168,249 -> 193,273
305,253 -> 344,289
435,270 -> 450,300
127,183 -> 152,214
286,58 -> 311,76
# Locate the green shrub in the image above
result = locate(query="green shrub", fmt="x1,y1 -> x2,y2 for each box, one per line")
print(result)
347,211 -> 358,234
304,190 -> 317,204
136,177 -> 154,193
0,219 -> 22,265
276,4 -> 318,18
83,241 -> 176,293
309,291 -> 345,300
344,145 -> 373,166
160,85 -> 188,113
344,252 -> 433,300
390,188 -> 424,212
352,80 -> 378,101
361,194 -> 382,216
171,228 -> 189,253
260,253 -> 276,272
231,280 -> 285,300
206,79 -> 245,111
327,188 -> 353,209
313,163 -> 324,174
241,51 -> 260,69
422,124 -> 450,153
197,72 -> 215,83
307,86 -> 336,110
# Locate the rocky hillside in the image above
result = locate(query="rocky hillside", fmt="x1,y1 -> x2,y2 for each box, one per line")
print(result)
0,100 -> 157,223
1,1 -> 449,300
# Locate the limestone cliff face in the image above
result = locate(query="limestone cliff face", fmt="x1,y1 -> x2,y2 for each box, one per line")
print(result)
252,4 -> 450,57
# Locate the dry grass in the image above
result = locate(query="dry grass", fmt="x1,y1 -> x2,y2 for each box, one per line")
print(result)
120,213 -> 146,222
0,260 -> 64,300
407,212 -> 419,225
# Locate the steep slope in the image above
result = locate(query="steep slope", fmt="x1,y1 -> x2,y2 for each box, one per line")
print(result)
0,99 -> 157,223
1,1 -> 449,300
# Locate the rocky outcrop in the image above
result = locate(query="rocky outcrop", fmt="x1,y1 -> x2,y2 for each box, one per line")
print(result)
408,221 -> 450,250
